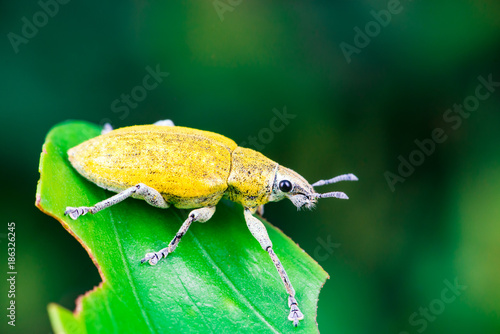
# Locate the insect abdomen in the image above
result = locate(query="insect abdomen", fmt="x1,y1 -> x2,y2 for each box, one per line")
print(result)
68,125 -> 238,208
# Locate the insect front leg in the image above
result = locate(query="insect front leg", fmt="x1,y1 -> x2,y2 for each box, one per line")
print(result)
64,183 -> 169,220
243,208 -> 304,326
255,204 -> 265,217
141,206 -> 216,265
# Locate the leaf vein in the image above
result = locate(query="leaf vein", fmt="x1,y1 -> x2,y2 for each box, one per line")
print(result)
187,225 -> 282,334
110,216 -> 156,333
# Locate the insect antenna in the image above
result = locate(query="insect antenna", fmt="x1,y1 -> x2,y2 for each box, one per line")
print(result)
311,173 -> 358,187
314,191 -> 349,200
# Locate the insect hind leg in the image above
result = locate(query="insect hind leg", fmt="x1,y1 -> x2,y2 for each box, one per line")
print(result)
65,183 -> 169,220
101,123 -> 113,135
101,119 -> 174,135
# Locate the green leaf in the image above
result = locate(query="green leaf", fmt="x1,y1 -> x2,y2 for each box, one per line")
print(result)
36,121 -> 329,333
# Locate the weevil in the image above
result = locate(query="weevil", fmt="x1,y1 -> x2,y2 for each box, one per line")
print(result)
64,119 -> 358,326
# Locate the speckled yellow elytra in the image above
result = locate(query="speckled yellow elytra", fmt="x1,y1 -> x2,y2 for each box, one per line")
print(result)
64,119 -> 358,326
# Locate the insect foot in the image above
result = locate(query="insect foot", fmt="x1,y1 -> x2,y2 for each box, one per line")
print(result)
64,206 -> 93,220
288,296 -> 304,327
140,251 -> 168,265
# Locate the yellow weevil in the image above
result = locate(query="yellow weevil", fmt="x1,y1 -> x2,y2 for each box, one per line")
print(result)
64,119 -> 358,326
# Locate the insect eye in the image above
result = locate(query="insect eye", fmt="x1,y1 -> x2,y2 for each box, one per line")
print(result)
279,180 -> 293,193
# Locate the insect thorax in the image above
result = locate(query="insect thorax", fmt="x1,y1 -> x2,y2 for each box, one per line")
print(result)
226,147 -> 278,208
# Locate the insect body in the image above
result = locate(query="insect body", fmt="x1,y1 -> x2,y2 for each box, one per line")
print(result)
65,120 -> 358,326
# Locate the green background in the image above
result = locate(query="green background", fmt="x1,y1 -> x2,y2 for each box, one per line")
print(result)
1,0 -> 500,333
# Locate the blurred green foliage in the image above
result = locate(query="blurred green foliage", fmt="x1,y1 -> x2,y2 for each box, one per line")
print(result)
1,0 -> 499,333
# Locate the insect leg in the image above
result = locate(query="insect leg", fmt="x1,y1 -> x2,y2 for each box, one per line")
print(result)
141,206 -> 216,265
101,123 -> 113,135
243,208 -> 304,326
153,119 -> 175,126
64,183 -> 169,220
256,204 -> 265,217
